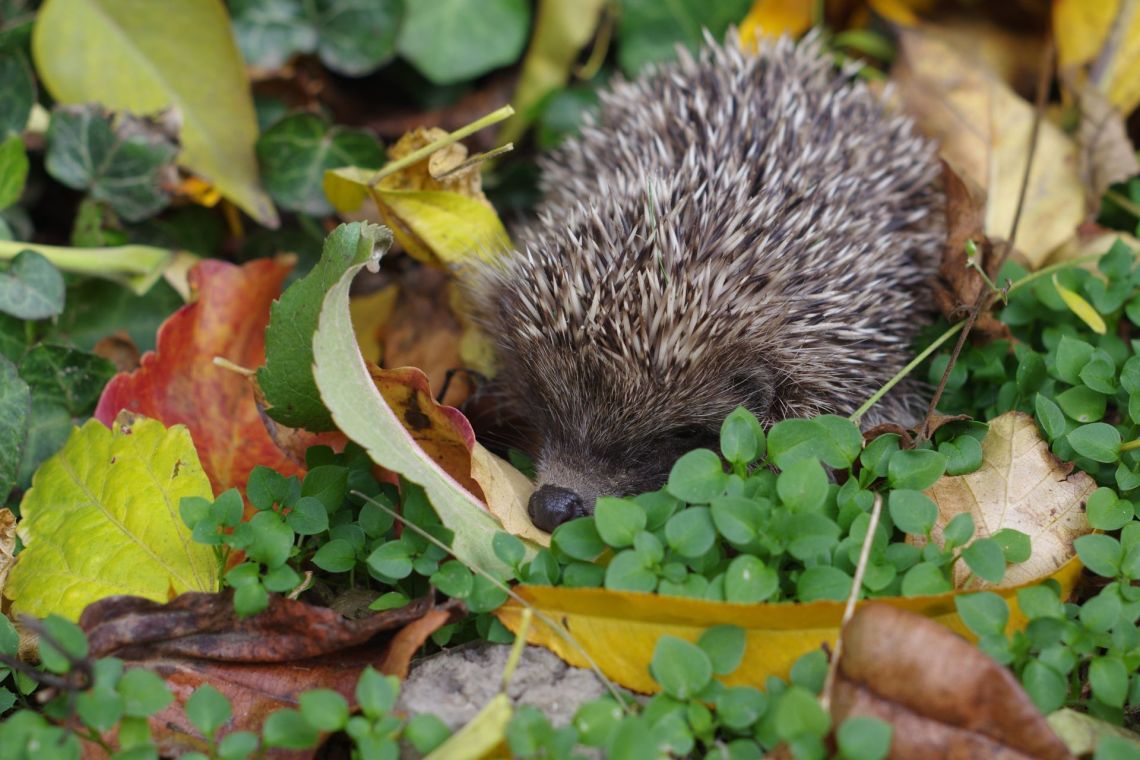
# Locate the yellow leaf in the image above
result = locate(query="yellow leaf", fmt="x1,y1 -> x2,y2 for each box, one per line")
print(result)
923,411 -> 1095,588
324,166 -> 376,216
1052,273 -> 1108,335
496,557 -> 1083,694
867,0 -> 935,26
470,443 -> 548,548
740,0 -> 813,49
424,693 -> 512,760
892,28 -> 1086,265
5,415 -> 219,621
32,0 -> 278,227
498,0 -> 607,145
350,284 -> 400,365
374,188 -> 511,267
1055,0 -> 1140,114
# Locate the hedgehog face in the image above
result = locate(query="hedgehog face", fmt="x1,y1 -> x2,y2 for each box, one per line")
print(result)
523,359 -> 776,532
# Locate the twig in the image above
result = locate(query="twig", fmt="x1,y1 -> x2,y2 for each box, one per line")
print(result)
821,493 -> 883,711
918,35 -> 1055,441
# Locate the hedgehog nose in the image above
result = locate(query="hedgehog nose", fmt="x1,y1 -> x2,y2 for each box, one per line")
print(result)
528,485 -> 587,533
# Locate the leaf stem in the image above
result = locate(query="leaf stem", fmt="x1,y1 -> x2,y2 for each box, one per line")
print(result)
0,240 -> 174,295
366,106 -> 516,188
1120,438 -> 1140,452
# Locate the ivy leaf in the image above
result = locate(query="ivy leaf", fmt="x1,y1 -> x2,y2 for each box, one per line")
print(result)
44,106 -> 178,222
616,0 -> 752,76
5,415 -> 219,621
18,344 -> 115,416
0,49 -> 34,137
233,0 -> 405,77
0,355 -> 30,504
0,250 -> 66,320
397,0 -> 530,84
257,113 -> 384,216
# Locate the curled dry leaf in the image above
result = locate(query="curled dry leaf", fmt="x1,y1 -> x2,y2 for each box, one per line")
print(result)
1069,76 -> 1140,213
471,443 -> 546,547
831,603 -> 1073,760
95,258 -> 305,496
78,592 -> 463,757
922,411 -> 1094,588
892,28 -> 1085,265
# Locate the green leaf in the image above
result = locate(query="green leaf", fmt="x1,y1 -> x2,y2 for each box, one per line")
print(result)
355,667 -> 398,719
887,449 -> 946,490
0,134 -> 28,209
812,415 -> 863,468
38,615 -> 88,672
664,507 -> 717,558
33,0 -> 278,226
229,0 -> 317,69
991,528 -> 1031,564
603,550 -> 656,592
776,457 -> 829,512
900,562 -> 951,596
1075,534 -> 1123,577
247,511 -> 294,568
962,538 -> 1006,583
1079,587 -> 1121,632
298,688 -> 349,732
405,713 -> 451,754
836,716 -> 891,760
0,250 -> 65,320
767,418 -> 823,468
696,624 -> 745,676
1016,585 -> 1062,619
786,513 -> 841,560
938,435 -> 984,475
18,344 -> 114,415
715,686 -> 767,731
942,512 -> 974,548
493,531 -> 526,567
954,592 -> 1008,637
1055,385 -> 1107,423
6,418 -> 219,621
595,496 -> 647,548
397,0 -> 530,84
0,355 -> 29,504
1021,661 -> 1067,713
616,0 -> 753,76
720,406 -> 764,465
666,448 -> 728,503
1034,394 -> 1067,440
257,113 -> 384,216
650,635 -> 713,699
262,708 -> 320,749
1067,423 -> 1122,463
790,650 -> 828,693
1089,657 -> 1129,708
0,50 -> 35,138
430,560 -> 474,598
724,555 -> 778,603
551,517 -> 605,561
44,106 -> 177,222
186,684 -> 231,740
887,490 -> 937,536
261,223 -> 393,430
311,223 -> 518,577
118,668 -> 173,717
1054,335 -> 1094,384
796,566 -> 852,602
773,685 -> 829,741
367,539 -> 414,579
710,495 -> 763,545
1086,487 -> 1134,531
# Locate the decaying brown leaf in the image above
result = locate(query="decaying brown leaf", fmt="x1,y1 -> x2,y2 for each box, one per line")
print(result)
77,592 -> 463,757
1069,76 -> 1140,213
92,331 -> 141,373
0,508 -> 15,601
831,604 -> 1073,760
471,443 -> 546,547
892,28 -> 1085,265
381,127 -> 490,206
923,412 -> 1094,588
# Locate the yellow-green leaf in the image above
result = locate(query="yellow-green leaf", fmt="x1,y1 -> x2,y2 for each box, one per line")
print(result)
374,189 -> 511,266
32,0 -> 278,227
6,415 -> 218,621
423,693 -> 511,760
1053,273 -> 1107,334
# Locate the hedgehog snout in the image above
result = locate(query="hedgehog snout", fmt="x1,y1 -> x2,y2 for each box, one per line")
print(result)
528,485 -> 589,532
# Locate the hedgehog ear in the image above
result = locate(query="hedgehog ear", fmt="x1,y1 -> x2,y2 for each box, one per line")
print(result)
730,363 -> 776,418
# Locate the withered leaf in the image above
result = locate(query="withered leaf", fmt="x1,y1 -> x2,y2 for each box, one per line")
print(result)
831,604 -> 1073,760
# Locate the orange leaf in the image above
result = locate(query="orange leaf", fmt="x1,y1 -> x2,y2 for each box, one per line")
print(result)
495,556 -> 1083,694
94,258 -> 303,496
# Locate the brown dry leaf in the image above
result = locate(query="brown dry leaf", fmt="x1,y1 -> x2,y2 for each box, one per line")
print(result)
831,604 -> 1073,760
923,411 -> 1094,588
931,162 -> 1010,339
1070,77 -> 1140,213
78,592 -> 462,758
1050,225 -> 1140,265
1054,0 -> 1140,116
92,331 -> 141,373
0,508 -> 15,598
471,443 -> 546,547
892,28 -> 1085,265
383,127 -> 490,205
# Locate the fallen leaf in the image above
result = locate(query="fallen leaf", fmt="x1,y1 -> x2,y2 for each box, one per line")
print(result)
893,28 -> 1085,265
470,443 -> 545,547
739,0 -> 813,49
79,592 -> 462,757
1049,226 -> 1140,265
95,257 -> 303,497
923,412 -> 1094,588
350,284 -> 399,365
5,415 -> 218,621
831,604 -> 1073,760
1070,77 -> 1140,213
1046,707 -> 1140,757
0,508 -> 15,598
312,240 -> 528,578
495,556 -> 1083,694
92,331 -> 141,373
32,0 -> 277,227
424,693 -> 512,760
1055,0 -> 1140,115
497,0 -> 607,145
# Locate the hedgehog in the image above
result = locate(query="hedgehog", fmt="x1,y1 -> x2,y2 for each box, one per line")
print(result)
467,31 -> 946,532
